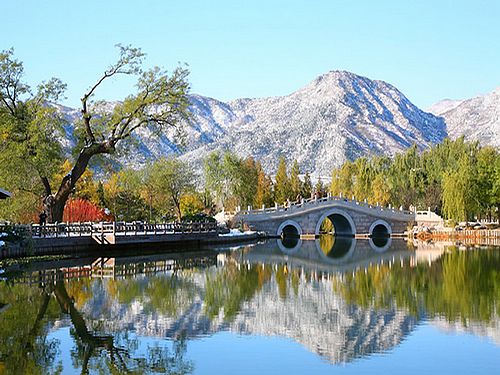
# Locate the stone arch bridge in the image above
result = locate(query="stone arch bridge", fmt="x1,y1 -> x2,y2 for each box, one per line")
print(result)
234,195 -> 415,237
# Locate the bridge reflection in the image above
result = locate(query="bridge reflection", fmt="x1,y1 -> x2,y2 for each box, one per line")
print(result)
238,236 -> 410,275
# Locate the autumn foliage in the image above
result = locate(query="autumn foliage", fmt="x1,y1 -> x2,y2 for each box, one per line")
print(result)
63,198 -> 111,222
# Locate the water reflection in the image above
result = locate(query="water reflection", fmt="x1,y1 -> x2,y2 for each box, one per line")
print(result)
369,236 -> 392,252
316,235 -> 356,259
277,235 -> 302,254
0,240 -> 499,373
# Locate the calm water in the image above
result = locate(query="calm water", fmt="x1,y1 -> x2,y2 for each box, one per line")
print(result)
0,237 -> 499,374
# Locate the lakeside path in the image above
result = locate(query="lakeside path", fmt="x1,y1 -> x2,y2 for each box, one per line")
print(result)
1,222 -> 263,259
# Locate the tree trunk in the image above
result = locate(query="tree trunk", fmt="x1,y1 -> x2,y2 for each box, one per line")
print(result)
43,141 -> 115,223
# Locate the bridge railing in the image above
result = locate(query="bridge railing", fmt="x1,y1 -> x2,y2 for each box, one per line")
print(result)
235,194 -> 414,216
0,221 -> 219,239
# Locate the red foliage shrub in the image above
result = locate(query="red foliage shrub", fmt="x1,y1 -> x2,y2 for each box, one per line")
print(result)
63,199 -> 111,222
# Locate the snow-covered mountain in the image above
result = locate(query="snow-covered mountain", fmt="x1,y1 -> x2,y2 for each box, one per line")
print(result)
182,71 -> 448,175
57,71 -> 452,174
428,87 -> 500,148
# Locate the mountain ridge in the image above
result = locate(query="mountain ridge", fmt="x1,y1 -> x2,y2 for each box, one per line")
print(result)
55,71 -> 498,175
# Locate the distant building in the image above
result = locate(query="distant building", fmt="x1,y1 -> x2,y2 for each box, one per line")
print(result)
415,208 -> 444,228
0,188 -> 12,199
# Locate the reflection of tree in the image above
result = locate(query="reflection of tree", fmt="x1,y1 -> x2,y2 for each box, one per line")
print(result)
53,279 -> 194,374
103,273 -> 198,317
319,234 -> 335,255
0,283 -> 61,374
204,262 -> 272,321
0,276 -> 195,375
332,248 -> 500,323
275,266 -> 288,300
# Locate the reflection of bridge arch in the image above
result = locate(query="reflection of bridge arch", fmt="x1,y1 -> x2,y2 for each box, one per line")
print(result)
315,209 -> 356,237
277,220 -> 302,237
277,238 -> 303,255
369,219 -> 392,238
369,237 -> 392,253
315,236 -> 357,263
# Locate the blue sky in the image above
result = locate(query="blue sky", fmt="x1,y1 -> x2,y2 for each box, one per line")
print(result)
1,0 -> 499,109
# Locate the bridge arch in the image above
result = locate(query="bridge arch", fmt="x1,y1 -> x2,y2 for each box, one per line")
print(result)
369,219 -> 392,238
315,209 -> 356,237
277,220 -> 302,238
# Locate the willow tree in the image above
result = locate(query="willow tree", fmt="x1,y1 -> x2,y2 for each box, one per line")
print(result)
442,156 -> 478,222
0,46 -> 190,222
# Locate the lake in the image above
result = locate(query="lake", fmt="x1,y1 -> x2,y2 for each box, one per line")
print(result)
0,237 -> 499,374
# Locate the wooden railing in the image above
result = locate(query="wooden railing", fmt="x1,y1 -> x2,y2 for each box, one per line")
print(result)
234,194 -> 414,217
0,221 -> 218,239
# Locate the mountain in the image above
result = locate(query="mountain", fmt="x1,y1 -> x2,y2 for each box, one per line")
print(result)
57,71 -> 449,174
428,87 -> 500,148
182,71 -> 447,175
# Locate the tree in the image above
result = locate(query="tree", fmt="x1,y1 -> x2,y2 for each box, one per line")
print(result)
289,159 -> 301,200
301,172 -> 313,199
0,46 -> 190,222
371,173 -> 391,206
180,192 -> 205,217
54,159 -> 101,205
274,156 -> 290,204
330,161 -> 355,197
232,156 -> 258,208
103,168 -> 149,221
314,176 -> 325,197
148,157 -> 194,221
475,146 -> 498,220
442,156 -> 478,222
0,49 -> 66,222
204,151 -> 261,210
254,162 -> 274,208
353,157 -> 372,201
204,151 -> 229,208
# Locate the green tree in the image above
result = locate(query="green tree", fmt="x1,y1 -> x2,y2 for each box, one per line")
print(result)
148,157 -> 194,221
330,161 -> 355,197
301,172 -> 313,199
275,156 -> 290,204
371,173 -> 391,206
104,168 -> 149,221
289,159 -> 302,200
0,46 -> 190,222
0,49 -> 66,222
315,176 -> 325,197
442,156 -> 478,222
204,151 -> 228,208
475,146 -> 499,220
353,157 -> 372,201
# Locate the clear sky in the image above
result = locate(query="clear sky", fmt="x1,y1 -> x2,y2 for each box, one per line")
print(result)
1,0 -> 499,109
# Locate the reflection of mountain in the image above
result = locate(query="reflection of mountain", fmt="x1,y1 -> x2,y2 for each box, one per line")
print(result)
74,254 -> 418,364
432,317 -> 500,346
228,277 -> 417,363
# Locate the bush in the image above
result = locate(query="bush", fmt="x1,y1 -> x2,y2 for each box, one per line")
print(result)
181,213 -> 216,223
